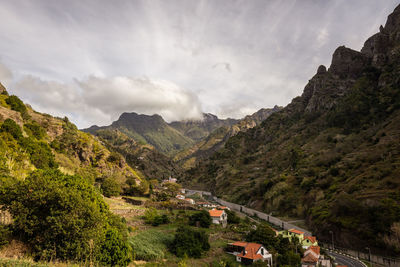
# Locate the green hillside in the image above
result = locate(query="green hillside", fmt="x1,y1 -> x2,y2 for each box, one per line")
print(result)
0,85 -> 148,194
184,6 -> 400,255
174,106 -> 282,169
89,128 -> 181,181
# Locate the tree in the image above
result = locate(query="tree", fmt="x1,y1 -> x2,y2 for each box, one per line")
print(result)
101,177 -> 122,197
5,95 -> 27,113
226,210 -> 240,224
0,169 -> 130,264
246,224 -> 278,251
189,210 -> 212,228
170,226 -> 210,258
99,228 -> 132,266
0,119 -> 22,140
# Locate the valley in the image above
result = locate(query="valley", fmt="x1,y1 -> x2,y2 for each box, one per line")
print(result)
1,2 -> 400,267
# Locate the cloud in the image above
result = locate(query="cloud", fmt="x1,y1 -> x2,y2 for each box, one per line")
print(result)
0,62 -> 13,86
12,74 -> 203,128
0,0 -> 398,126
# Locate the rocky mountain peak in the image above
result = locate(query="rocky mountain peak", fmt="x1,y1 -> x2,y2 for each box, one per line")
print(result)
329,46 -> 370,79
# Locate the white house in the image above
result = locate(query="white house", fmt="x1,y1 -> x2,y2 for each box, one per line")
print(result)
176,195 -> 185,200
183,198 -> 195,204
209,209 -> 227,227
227,242 -> 272,266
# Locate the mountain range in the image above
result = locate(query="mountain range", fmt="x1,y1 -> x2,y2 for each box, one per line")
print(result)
183,5 -> 400,254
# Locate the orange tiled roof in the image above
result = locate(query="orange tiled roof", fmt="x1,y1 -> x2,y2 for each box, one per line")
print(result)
304,236 -> 317,243
301,253 -> 318,263
232,241 -> 248,247
237,243 -> 263,260
289,229 -> 305,235
209,209 -> 224,217
308,246 -> 320,255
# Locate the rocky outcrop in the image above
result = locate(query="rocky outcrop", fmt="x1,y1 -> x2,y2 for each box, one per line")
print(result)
0,82 -> 7,95
329,46 -> 370,79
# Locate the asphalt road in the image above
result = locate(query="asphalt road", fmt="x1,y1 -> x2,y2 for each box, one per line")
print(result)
328,251 -> 366,267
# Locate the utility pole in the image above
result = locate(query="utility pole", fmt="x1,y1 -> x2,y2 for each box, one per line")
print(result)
329,230 -> 334,250
366,247 -> 372,267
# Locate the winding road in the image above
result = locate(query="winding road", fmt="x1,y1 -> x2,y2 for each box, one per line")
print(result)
327,251 -> 366,267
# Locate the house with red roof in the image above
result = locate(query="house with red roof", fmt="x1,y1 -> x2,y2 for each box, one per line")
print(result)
302,235 -> 318,249
301,246 -> 331,267
209,209 -> 227,227
227,241 -> 272,265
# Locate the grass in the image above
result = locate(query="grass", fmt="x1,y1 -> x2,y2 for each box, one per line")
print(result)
129,229 -> 174,261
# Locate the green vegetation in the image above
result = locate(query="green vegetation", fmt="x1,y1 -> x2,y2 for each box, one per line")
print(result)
188,210 -> 212,228
100,176 -> 122,197
129,229 -> 174,261
169,226 -> 210,258
5,95 -> 26,114
0,169 -> 131,265
0,119 -> 23,140
143,207 -> 170,226
24,122 -> 46,140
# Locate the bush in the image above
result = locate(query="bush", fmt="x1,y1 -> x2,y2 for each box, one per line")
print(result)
101,177 -> 121,197
189,210 -> 212,228
19,138 -> 58,169
0,169 -> 130,264
246,224 -> 278,251
98,228 -> 132,266
226,210 -> 240,224
5,95 -> 26,113
0,225 -> 10,248
0,119 -> 22,140
170,226 -> 210,258
143,208 -> 169,226
24,122 -> 46,140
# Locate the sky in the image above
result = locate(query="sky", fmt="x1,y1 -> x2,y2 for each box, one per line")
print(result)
0,0 -> 398,128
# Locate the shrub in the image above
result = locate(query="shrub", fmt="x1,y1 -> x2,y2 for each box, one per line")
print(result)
24,122 -> 46,140
0,119 -> 22,140
101,177 -> 121,197
246,224 -> 278,251
0,169 -> 130,264
189,210 -> 211,228
226,210 -> 240,224
5,95 -> 26,113
0,225 -> 10,248
19,138 -> 58,169
98,228 -> 132,266
170,226 -> 210,258
143,208 -> 169,226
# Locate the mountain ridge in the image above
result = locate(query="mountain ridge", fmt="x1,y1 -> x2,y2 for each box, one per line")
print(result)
183,4 -> 400,254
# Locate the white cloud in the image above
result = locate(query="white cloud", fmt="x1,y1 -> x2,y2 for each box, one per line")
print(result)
0,62 -> 13,86
12,74 -> 203,128
0,0 -> 398,127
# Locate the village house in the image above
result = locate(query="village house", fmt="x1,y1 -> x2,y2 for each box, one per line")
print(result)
279,228 -> 305,242
175,195 -> 185,200
183,198 -> 195,204
302,236 -> 318,249
301,246 -> 331,267
209,209 -> 227,227
227,241 -> 273,266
